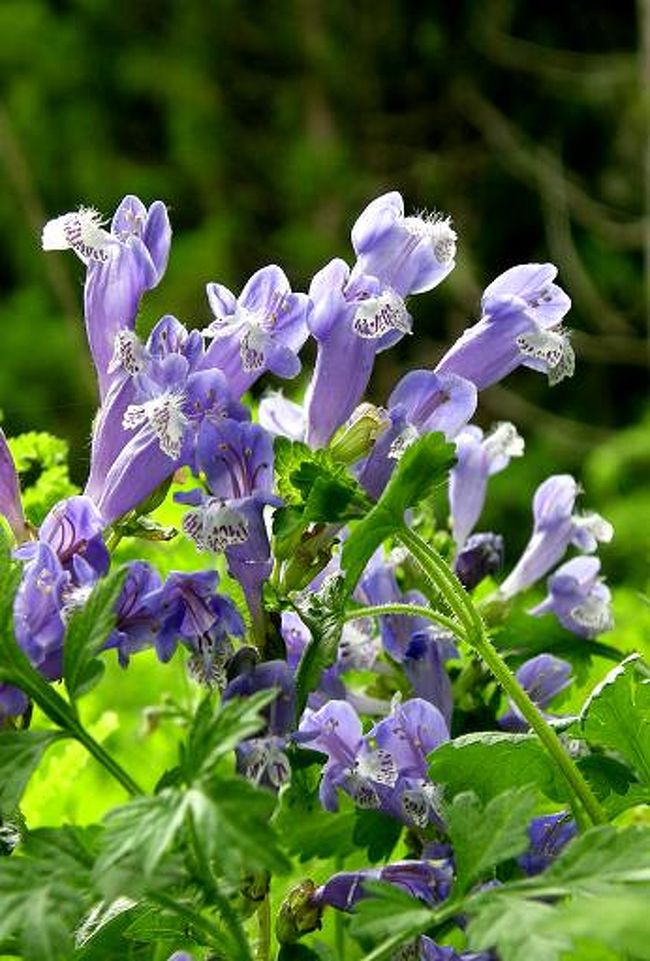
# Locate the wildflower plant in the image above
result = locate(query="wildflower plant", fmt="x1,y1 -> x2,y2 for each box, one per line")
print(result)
0,190 -> 647,961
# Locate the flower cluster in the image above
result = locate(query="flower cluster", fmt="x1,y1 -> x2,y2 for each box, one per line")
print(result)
0,188 -> 618,960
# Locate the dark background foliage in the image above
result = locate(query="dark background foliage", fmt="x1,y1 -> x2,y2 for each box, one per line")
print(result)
0,0 -> 647,577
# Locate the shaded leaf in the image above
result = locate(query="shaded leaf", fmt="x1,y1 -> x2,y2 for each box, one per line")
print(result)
64,567 -> 126,702
0,729 -> 66,816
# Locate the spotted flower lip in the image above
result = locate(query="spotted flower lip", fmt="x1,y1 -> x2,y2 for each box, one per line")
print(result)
200,264 -> 311,399
42,196 -> 172,399
435,262 -> 573,391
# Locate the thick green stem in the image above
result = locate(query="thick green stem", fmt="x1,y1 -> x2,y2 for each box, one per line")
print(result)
71,721 -> 143,796
343,603 -> 465,643
397,525 -> 607,827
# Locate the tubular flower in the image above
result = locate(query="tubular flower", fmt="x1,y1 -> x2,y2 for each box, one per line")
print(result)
0,429 -> 28,542
499,474 -> 613,599
436,263 -> 572,390
449,422 -> 524,550
499,654 -> 573,732
42,196 -> 171,399
306,191 -> 457,448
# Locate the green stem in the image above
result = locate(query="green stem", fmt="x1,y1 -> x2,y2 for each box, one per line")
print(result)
343,603 -> 465,642
0,664 -> 143,796
397,526 -> 607,827
256,894 -> 271,961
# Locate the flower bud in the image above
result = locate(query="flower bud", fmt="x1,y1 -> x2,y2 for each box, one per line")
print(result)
329,404 -> 390,465
275,880 -> 322,944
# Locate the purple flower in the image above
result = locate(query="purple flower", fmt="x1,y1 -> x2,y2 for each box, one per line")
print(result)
313,858 -> 452,913
530,556 -> 613,638
158,569 -> 245,664
435,263 -> 573,391
454,533 -> 504,591
297,697 -> 449,828
200,265 -> 310,399
499,654 -> 573,732
403,631 -> 455,727
350,191 -> 457,298
31,495 -> 109,579
419,939 -> 493,961
86,318 -> 246,524
0,684 -> 29,720
42,197 -> 171,399
0,430 -> 27,542
178,419 -> 280,631
499,475 -> 613,599
359,370 -> 477,501
105,561 -> 164,666
166,953 -> 194,961
517,812 -> 577,876
305,193 -> 456,449
13,542 -> 68,681
258,392 -> 306,441
449,423 -> 524,550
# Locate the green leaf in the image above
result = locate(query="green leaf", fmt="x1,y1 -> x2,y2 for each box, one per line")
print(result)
342,432 -> 455,591
466,824 -> 650,961
429,732 -> 568,804
63,567 -> 127,701
181,688 -> 276,781
8,431 -> 79,525
348,880 -> 434,947
293,574 -> 348,717
581,654 -> 650,786
0,826 -> 95,961
274,757 -> 357,862
353,809 -> 402,864
0,729 -> 65,815
446,787 -> 537,894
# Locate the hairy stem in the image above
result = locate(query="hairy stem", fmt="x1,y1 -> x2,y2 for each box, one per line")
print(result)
343,603 -> 465,642
397,525 -> 607,827
256,893 -> 271,961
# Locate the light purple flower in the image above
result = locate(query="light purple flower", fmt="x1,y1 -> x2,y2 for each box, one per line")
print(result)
359,370 -> 477,500
436,263 -> 573,390
224,658 -> 296,738
350,191 -> 457,298
0,429 -> 27,542
499,475 -> 613,599
0,684 -> 29,720
105,561 -> 164,666
258,392 -> 306,441
530,555 -> 613,638
449,423 -> 524,549
200,265 -> 310,399
42,197 -> 171,399
306,192 -> 456,449
419,939 -> 493,961
499,654 -> 573,732
13,542 -> 68,681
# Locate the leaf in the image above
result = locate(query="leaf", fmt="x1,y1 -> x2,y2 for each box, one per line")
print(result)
0,729 -> 65,815
190,777 -> 290,876
8,431 -> 79,525
0,826 -> 95,961
352,809 -> 402,864
342,432 -> 455,591
446,787 -> 537,894
466,823 -> 650,961
293,574 -> 348,717
580,654 -> 650,785
429,732 -> 568,804
348,880 -> 434,946
274,757 -> 357,862
63,567 -> 126,701
180,688 -> 276,781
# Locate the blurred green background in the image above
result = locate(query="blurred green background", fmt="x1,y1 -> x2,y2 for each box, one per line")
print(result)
0,0 -> 648,583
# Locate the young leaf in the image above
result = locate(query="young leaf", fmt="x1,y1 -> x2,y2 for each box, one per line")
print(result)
467,896 -> 569,961
580,654 -> 650,786
63,567 -> 126,702
0,729 -> 66,816
342,432 -> 455,591
292,574 -> 348,717
445,787 -> 537,894
429,732 -> 568,804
